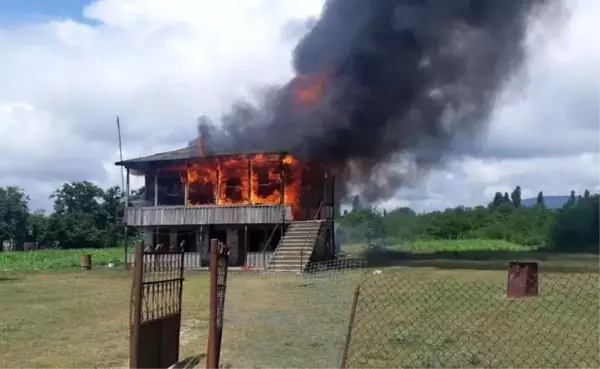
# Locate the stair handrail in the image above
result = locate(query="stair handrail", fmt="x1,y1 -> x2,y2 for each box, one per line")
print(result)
300,201 -> 325,271
261,222 -> 280,255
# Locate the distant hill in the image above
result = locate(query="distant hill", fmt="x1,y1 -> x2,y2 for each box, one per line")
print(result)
521,195 -> 570,209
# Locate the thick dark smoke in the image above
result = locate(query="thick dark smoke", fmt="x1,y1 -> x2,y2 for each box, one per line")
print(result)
191,0 -> 557,202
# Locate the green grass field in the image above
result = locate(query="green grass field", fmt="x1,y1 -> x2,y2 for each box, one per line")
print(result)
0,239 -> 531,272
0,240 -> 529,271
0,247 -> 124,271
0,240 -> 598,367
1,263 -> 598,368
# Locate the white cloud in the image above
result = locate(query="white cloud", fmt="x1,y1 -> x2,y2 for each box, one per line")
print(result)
0,0 -> 598,212
0,0 -> 323,209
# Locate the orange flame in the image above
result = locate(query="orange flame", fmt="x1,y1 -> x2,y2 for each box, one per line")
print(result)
292,72 -> 328,109
186,153 -> 304,216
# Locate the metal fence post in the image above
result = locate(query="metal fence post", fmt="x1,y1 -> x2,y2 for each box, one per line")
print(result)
206,239 -> 219,369
340,283 -> 361,369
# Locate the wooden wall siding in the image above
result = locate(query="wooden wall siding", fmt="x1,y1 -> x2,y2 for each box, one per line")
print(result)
125,205 -> 292,226
125,251 -> 273,269
245,252 -> 273,269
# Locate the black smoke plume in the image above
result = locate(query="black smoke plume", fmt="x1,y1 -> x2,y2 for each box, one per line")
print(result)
191,0 -> 558,202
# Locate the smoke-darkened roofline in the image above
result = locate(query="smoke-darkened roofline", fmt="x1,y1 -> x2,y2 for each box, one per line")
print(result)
115,146 -> 289,169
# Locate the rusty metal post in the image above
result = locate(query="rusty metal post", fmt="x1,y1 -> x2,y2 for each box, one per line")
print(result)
215,242 -> 228,365
206,239 -> 219,369
507,261 -> 539,298
130,241 -> 144,368
340,284 -> 361,369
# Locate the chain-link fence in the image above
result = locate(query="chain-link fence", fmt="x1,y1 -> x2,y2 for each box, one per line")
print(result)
209,256 -> 598,368
219,258 -> 366,368
342,267 -> 599,368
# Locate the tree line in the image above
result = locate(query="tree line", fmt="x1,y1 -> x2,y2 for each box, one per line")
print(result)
0,181 -> 129,250
339,186 -> 599,253
1,182 -> 598,253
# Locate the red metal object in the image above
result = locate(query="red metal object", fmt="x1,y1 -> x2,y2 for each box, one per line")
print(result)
507,261 -> 539,298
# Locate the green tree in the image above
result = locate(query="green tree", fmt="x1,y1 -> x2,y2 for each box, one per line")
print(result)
549,194 -> 599,253
536,191 -> 545,207
491,192 -> 504,208
567,190 -> 577,206
47,181 -> 123,249
351,195 -> 363,212
0,186 -> 30,249
510,186 -> 522,207
28,209 -> 48,246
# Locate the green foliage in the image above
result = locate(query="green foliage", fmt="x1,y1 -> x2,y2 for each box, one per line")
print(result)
548,194 -> 599,253
0,247 -> 124,271
510,186 -> 522,208
401,239 -> 533,252
0,181 -> 127,253
340,186 -> 598,253
0,187 -> 30,248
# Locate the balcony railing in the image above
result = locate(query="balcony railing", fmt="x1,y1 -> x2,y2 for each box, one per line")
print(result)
125,204 -> 292,226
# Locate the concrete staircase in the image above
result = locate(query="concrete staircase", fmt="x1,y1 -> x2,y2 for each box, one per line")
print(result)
266,220 -> 324,272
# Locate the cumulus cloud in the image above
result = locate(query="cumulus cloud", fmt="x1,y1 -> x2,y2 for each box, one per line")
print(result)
0,0 -> 598,212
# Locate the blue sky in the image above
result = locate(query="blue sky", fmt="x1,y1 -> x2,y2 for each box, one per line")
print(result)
0,0 -> 90,24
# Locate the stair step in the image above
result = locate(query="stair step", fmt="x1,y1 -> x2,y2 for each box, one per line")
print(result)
283,232 -> 319,237
280,240 -> 315,244
282,235 -> 318,240
271,258 -> 306,263
278,246 -> 313,251
287,223 -> 322,229
274,254 -> 310,260
286,227 -> 320,231
272,251 -> 309,257
277,247 -> 311,252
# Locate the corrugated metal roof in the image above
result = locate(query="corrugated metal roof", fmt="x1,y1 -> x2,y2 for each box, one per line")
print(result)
115,146 -> 287,166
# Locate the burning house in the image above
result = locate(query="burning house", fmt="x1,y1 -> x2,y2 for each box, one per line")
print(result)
118,0 -> 553,269
116,146 -> 339,271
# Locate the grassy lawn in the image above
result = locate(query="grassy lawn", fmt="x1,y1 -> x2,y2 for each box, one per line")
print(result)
1,262 -> 597,368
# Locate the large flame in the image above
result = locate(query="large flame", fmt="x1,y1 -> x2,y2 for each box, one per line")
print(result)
186,153 -> 303,216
